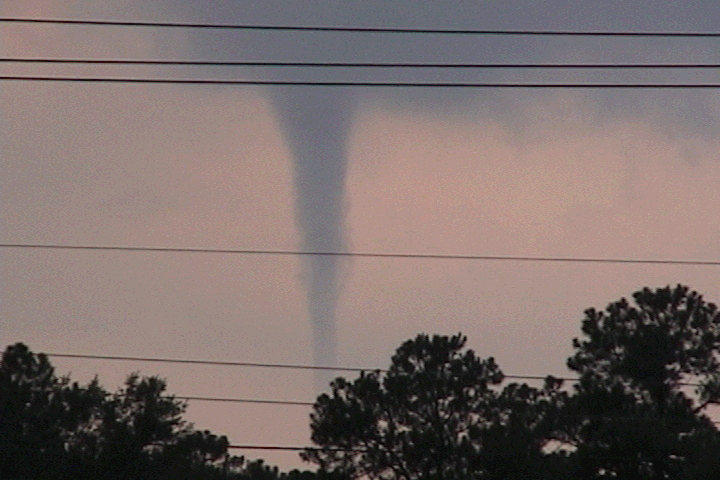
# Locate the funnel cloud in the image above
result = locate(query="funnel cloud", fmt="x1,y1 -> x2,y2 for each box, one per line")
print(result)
269,88 -> 355,390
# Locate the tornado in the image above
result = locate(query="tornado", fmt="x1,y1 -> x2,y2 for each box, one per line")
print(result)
269,87 -> 355,391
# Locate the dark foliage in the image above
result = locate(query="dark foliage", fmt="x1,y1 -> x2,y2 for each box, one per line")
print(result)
563,285 -> 720,479
0,343 -> 331,480
304,286 -> 720,480
7,285 -> 720,480
303,333 -> 567,479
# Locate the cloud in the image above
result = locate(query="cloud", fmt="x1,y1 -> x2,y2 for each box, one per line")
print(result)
1,2 -> 310,467
5,1 -> 720,470
340,91 -> 720,373
169,0 -> 720,137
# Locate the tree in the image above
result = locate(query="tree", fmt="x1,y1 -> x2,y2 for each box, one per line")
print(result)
67,373 -> 238,480
0,342 -> 328,480
562,285 -> 720,479
0,342 -> 102,479
304,286 -> 720,479
9,284 -> 720,479
302,333 -> 568,479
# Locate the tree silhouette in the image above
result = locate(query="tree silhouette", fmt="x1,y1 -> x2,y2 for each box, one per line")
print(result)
304,287 -> 720,479
7,284 -> 720,479
303,333 -> 568,479
0,343 -> 103,479
563,285 -> 720,479
0,343 -> 330,480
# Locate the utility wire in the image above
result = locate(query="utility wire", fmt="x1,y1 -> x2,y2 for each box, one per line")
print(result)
4,243 -> 720,267
6,58 -> 720,69
167,395 -> 720,427
178,395 -> 314,407
228,445 -> 306,451
106,392 -> 720,428
47,352 -> 706,387
4,75 -> 720,88
50,357 -> 720,426
43,353 -> 560,381
174,396 -> 720,428
161,394 -> 720,429
47,352 -> 378,373
228,445 -> 363,452
2,17 -> 720,37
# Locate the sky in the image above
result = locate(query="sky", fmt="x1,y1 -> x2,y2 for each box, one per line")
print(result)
3,0 -> 720,470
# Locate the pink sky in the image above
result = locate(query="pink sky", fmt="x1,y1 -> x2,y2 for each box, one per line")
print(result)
3,0 -> 720,469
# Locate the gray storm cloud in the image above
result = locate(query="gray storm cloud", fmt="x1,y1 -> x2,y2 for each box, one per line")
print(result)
168,0 -> 720,391
269,88 -> 355,389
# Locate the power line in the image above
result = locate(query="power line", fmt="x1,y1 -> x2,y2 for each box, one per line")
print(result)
228,445 -> 364,452
172,396 -> 720,428
161,395 -> 720,428
4,243 -> 720,267
2,17 -> 720,37
228,445 -> 307,451
178,395 -> 314,407
7,58 -> 720,69
47,352 -> 375,373
48,352 -> 710,390
48,356 -> 718,426
227,422 -> 720,452
175,396 -> 720,428
180,398 -> 720,426
45,352 -> 559,380
45,352 -> 706,388
159,394 -> 720,430
5,75 -> 720,88
226,447 -> 720,463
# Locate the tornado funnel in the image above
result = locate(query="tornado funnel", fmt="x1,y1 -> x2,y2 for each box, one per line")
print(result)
269,87 -> 355,391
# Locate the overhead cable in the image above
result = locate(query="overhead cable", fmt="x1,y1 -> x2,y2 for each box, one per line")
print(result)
4,75 -> 720,88
137,394 -> 720,427
169,396 -> 720,427
2,17 -> 720,37
48,352 -> 378,373
46,352 -> 704,387
6,58 -> 720,69
228,445 -> 364,452
4,243 -> 720,267
178,395 -> 314,407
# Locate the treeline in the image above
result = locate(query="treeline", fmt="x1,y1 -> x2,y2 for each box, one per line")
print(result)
4,285 -> 720,479
0,342 -> 343,480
